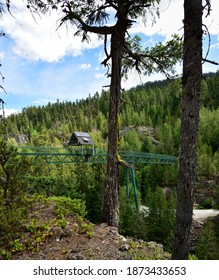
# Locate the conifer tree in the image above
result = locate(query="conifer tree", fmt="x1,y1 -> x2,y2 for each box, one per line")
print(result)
8,0 -> 182,227
172,0 -> 212,260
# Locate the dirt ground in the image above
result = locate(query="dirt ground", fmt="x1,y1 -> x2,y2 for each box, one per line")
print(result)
6,200 -> 170,260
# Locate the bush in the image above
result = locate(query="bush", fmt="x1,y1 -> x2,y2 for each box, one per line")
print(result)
144,186 -> 176,251
0,139 -> 31,246
120,186 -> 146,239
120,185 -> 176,252
25,174 -> 80,199
198,197 -> 213,209
47,196 -> 87,218
195,221 -> 219,260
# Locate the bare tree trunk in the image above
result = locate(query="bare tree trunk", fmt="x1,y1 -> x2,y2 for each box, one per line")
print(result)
172,0 -> 202,259
102,30 -> 123,227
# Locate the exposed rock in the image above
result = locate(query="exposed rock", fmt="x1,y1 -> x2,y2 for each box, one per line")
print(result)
190,220 -> 204,251
119,243 -> 131,251
120,125 -> 160,145
67,252 -> 86,260
50,226 -> 72,242
9,133 -> 29,145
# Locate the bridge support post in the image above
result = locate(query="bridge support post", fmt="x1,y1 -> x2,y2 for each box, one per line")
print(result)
125,166 -> 139,211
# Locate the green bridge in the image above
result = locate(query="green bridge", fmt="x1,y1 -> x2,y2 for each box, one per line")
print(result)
17,146 -> 177,211
17,146 -> 177,165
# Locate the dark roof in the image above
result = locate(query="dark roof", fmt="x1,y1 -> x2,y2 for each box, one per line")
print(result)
68,132 -> 94,146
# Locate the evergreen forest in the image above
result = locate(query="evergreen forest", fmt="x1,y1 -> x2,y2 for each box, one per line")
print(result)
1,72 -> 219,259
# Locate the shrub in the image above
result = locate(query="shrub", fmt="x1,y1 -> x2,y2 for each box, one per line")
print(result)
120,186 -> 146,239
47,196 -> 87,218
195,221 -> 219,260
0,139 -> 31,247
144,186 -> 176,251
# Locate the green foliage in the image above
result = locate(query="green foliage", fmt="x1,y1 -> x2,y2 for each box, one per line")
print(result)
188,254 -> 198,260
195,221 -> 219,260
79,221 -> 94,238
144,186 -> 176,251
198,197 -> 213,209
213,185 -> 219,209
120,184 -> 176,252
197,144 -> 217,176
123,34 -> 183,78
24,217 -> 52,253
3,72 -> 219,181
2,70 -> 219,258
120,186 -> 146,239
199,107 -> 219,153
141,135 -> 152,153
156,123 -> 175,154
47,196 -> 87,218
0,138 -> 31,245
137,165 -> 177,204
121,129 -> 142,151
75,163 -> 105,223
25,173 -> 80,199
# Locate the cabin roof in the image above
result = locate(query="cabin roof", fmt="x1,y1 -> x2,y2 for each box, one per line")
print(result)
68,132 -> 94,146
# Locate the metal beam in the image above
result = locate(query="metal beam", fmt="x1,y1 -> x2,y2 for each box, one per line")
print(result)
17,146 -> 178,165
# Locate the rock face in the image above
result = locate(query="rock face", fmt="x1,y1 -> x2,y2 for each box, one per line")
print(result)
193,209 -> 219,222
9,134 -> 29,145
190,220 -> 204,252
120,126 -> 159,145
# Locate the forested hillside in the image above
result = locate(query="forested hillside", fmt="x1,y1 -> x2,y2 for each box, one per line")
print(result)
1,72 -> 219,259
4,71 -> 219,173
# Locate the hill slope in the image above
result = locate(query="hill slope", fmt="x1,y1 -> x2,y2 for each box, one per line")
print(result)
6,198 -> 170,260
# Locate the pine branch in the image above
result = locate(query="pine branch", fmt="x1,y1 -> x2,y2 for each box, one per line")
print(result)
202,58 -> 219,65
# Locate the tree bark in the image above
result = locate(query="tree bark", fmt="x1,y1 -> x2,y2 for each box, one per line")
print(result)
102,17 -> 128,227
172,0 -> 202,259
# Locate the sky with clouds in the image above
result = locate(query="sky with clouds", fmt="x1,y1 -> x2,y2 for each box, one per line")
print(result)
0,0 -> 219,116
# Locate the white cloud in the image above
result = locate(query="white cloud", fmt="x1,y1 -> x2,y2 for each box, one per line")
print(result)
130,0 -> 219,44
121,69 -> 166,91
130,0 -> 184,39
94,73 -> 105,79
203,0 -> 219,36
32,98 -> 58,105
4,108 -> 20,117
0,2 -> 102,62
1,0 -> 219,64
0,0 -> 219,111
80,63 -> 91,70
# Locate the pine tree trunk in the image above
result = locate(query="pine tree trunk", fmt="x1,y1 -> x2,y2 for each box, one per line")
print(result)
102,9 -> 129,226
102,30 -> 122,228
172,0 -> 202,259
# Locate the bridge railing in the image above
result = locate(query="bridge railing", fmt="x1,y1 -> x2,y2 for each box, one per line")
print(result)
120,150 -> 178,164
16,146 -> 177,165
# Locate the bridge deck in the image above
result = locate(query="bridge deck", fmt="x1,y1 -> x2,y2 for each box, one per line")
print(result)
17,146 -> 177,165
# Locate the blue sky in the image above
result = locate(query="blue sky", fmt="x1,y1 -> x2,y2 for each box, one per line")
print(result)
0,0 -> 219,116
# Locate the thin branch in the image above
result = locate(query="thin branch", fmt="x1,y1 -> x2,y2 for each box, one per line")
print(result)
203,0 -> 211,17
104,34 -> 109,58
202,23 -> 211,64
202,58 -> 219,65
202,24 -> 219,66
106,0 -> 117,10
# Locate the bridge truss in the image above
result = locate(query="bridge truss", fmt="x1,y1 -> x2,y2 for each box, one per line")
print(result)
17,146 -> 177,165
